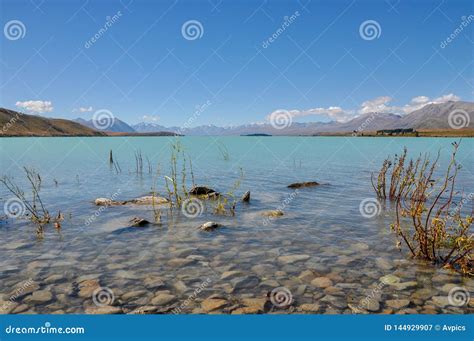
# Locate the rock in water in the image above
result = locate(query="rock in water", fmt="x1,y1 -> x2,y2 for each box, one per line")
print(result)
241,191 -> 250,202
386,299 -> 410,309
311,277 -> 333,288
278,254 -> 310,264
287,182 -> 319,189
129,217 -> 151,227
95,196 -> 169,206
94,198 -> 124,206
261,210 -> 284,217
199,222 -> 221,231
189,186 -> 218,195
128,196 -> 169,205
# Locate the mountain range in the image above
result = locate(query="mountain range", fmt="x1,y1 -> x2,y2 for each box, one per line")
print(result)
129,101 -> 474,135
1,101 -> 473,137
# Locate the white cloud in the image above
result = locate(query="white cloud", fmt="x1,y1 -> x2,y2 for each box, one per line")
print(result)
266,106 -> 353,123
266,93 -> 461,123
142,115 -> 160,122
16,100 -> 53,113
73,106 -> 93,113
432,93 -> 460,103
359,96 -> 393,114
411,96 -> 430,104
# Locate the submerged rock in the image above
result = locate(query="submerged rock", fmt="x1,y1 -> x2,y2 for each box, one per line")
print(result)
94,198 -> 124,206
287,181 -> 319,189
129,217 -> 151,227
85,306 -> 122,314
386,299 -> 410,309
359,297 -> 380,312
127,196 -> 169,205
77,279 -> 101,298
261,210 -> 284,217
199,222 -> 221,231
241,191 -> 250,202
95,196 -> 169,206
24,290 -> 53,304
278,254 -> 310,264
151,293 -> 176,306
299,303 -> 320,312
241,298 -> 266,312
201,298 -> 227,312
231,276 -> 260,291
375,257 -> 394,270
380,274 -> 400,285
220,271 -> 242,280
393,281 -> 418,290
311,277 -> 333,288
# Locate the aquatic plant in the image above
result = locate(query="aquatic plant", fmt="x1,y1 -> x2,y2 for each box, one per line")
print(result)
135,150 -> 144,175
214,168 -> 244,216
151,171 -> 162,224
387,142 -> 473,275
217,141 -> 230,161
109,149 -> 121,174
371,148 -> 408,200
1,167 -> 62,237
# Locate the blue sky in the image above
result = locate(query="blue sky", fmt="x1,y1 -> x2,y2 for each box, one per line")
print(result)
0,0 -> 472,127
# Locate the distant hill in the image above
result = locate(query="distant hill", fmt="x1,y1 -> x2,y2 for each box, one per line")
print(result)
131,122 -> 171,133
107,131 -> 182,137
75,117 -> 135,133
0,108 -> 105,137
394,101 -> 474,129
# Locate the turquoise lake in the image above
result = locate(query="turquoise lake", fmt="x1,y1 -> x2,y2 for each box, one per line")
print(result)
0,136 -> 473,314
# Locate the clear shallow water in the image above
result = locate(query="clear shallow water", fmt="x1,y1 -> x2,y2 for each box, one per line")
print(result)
0,136 -> 473,314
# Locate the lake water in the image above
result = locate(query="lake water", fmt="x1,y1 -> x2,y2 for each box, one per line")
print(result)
0,136 -> 473,314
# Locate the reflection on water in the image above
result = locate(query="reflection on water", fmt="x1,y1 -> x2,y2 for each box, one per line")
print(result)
0,137 -> 473,314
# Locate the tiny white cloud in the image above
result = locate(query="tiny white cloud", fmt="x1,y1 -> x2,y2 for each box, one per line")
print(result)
73,106 -> 93,113
142,115 -> 160,122
16,100 -> 53,113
